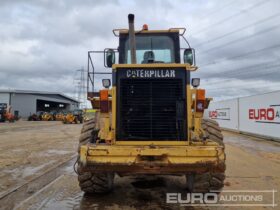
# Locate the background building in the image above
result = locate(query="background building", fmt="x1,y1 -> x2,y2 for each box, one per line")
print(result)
0,89 -> 79,118
205,90 -> 280,141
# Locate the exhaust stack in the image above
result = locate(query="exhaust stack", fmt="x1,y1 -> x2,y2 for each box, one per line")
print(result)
128,14 -> 137,64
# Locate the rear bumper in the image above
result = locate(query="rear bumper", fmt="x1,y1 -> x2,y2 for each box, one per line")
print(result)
79,143 -> 225,175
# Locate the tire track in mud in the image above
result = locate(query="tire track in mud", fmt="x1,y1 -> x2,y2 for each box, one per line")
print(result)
0,122 -> 62,134
14,174 -> 202,210
0,155 -> 77,210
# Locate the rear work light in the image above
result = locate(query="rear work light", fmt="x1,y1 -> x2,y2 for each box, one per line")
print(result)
196,89 -> 205,112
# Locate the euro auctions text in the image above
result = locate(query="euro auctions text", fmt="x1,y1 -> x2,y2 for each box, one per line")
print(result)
166,190 -> 277,207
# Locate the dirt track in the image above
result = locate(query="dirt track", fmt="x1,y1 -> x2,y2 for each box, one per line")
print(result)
0,121 -> 279,210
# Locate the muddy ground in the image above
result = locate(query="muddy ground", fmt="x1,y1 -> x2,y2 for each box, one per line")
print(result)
0,121 -> 279,210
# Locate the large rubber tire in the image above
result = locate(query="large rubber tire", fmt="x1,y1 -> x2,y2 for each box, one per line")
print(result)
77,118 -> 114,194
187,119 -> 226,193
77,166 -> 114,194
202,119 -> 224,146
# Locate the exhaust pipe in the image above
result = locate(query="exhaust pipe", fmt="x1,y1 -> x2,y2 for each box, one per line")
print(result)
128,14 -> 137,64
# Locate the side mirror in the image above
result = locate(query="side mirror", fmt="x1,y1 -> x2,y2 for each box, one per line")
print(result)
105,49 -> 115,68
183,48 -> 195,65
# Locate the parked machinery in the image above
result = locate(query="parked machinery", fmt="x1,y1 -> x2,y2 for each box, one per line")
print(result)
42,111 -> 56,121
0,103 -> 7,122
28,113 -> 39,121
28,111 -> 44,121
0,104 -> 16,122
55,112 -> 66,121
63,109 -> 83,124
83,109 -> 96,122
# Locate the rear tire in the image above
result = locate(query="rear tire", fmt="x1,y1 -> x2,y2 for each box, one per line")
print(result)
187,119 -> 226,193
77,118 -> 114,194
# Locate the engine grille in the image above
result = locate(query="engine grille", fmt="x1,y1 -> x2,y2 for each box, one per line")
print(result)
117,79 -> 186,140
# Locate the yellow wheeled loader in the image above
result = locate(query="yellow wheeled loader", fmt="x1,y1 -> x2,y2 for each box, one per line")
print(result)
63,110 -> 83,124
83,109 -> 96,122
76,14 -> 225,194
41,112 -> 54,121
55,112 -> 65,121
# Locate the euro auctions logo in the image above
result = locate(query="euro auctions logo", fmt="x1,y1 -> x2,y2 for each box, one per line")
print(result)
166,190 -> 277,207
209,108 -> 230,120
209,111 -> 218,118
249,105 -> 280,124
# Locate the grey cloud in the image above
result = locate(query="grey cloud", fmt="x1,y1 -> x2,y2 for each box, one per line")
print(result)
0,0 -> 280,102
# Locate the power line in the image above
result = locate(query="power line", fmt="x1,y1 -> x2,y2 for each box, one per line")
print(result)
199,44 -> 280,67
196,12 -> 280,47
197,0 -> 237,20
203,63 -> 280,90
203,65 -> 280,87
205,77 -> 280,91
199,23 -> 280,54
194,0 -> 271,35
200,61 -> 280,78
206,81 -> 280,92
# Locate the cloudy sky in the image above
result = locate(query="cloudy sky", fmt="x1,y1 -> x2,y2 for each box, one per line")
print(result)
0,0 -> 280,105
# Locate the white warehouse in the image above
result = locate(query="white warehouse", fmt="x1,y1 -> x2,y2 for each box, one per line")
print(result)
0,89 -> 79,118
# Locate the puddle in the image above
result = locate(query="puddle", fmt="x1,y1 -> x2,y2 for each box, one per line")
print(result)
21,161 -> 56,178
1,160 -> 56,184
11,148 -> 24,152
0,158 -> 77,210
45,150 -> 72,156
14,175 -> 187,210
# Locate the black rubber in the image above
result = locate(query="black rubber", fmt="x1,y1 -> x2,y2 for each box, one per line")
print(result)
77,118 -> 114,194
187,119 -> 226,193
202,118 -> 224,146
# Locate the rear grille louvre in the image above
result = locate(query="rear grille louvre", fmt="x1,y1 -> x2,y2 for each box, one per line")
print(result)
117,79 -> 185,140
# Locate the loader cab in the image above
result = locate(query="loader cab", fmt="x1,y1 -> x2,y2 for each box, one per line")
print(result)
118,31 -> 181,64
111,30 -> 192,141
87,26 -> 198,141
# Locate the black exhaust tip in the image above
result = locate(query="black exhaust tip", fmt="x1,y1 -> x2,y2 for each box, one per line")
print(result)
128,14 -> 134,23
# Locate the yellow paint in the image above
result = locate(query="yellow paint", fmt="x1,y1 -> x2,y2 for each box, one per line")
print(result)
187,85 -> 192,141
111,86 -> 116,143
80,144 -> 225,167
80,51 -> 223,173
112,63 -> 198,71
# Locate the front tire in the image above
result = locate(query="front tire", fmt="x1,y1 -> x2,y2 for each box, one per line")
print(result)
77,118 -> 114,194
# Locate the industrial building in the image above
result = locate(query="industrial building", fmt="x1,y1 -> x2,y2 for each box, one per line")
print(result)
0,89 -> 79,118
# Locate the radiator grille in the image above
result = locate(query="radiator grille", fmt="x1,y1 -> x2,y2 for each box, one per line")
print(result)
117,79 -> 185,140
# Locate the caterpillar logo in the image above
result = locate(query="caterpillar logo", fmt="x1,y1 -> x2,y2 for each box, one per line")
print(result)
249,106 -> 280,124
126,69 -> 176,78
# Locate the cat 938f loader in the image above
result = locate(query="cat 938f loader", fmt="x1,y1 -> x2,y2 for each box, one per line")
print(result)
76,14 -> 226,194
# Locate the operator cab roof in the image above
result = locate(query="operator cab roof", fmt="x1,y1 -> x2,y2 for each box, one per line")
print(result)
113,28 -> 186,37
